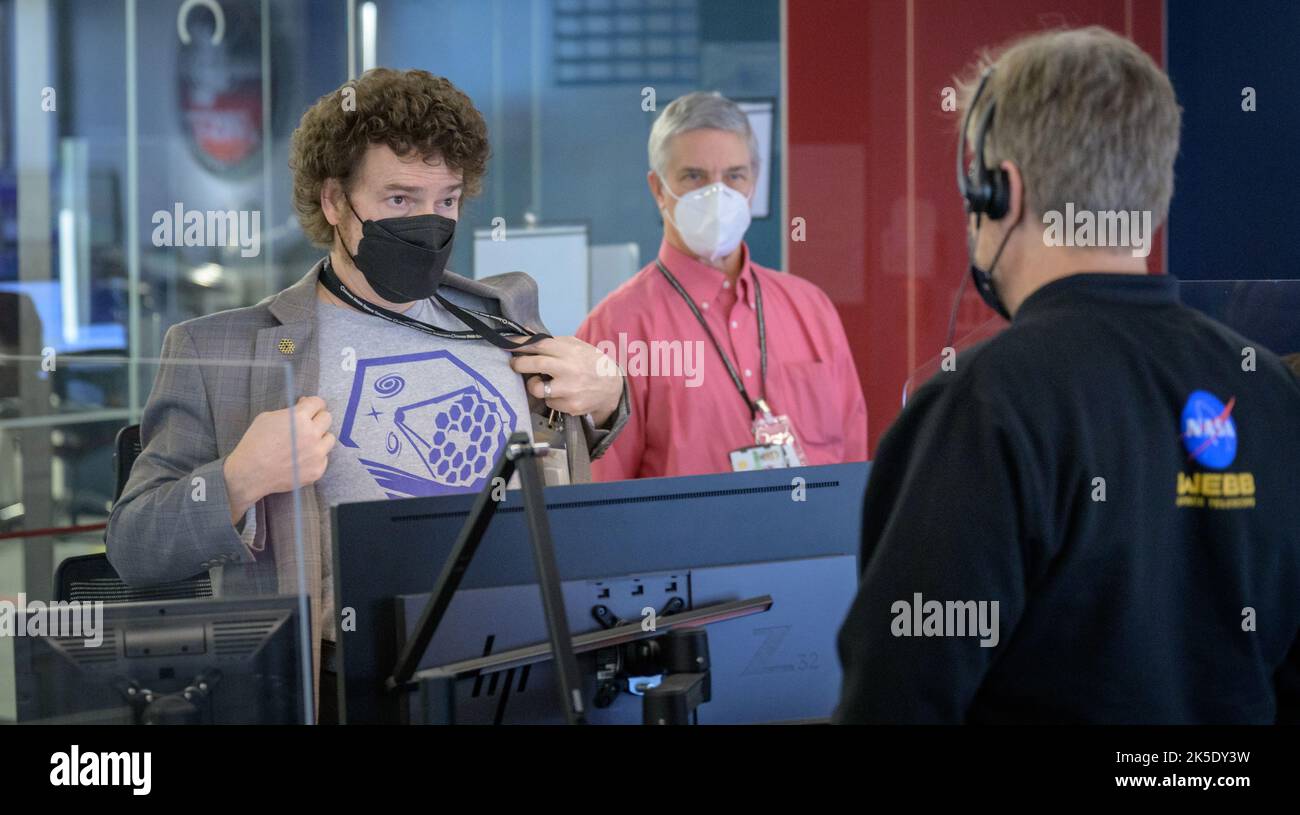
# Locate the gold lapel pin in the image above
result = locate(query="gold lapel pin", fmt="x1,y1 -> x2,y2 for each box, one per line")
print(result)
277,338 -> 296,355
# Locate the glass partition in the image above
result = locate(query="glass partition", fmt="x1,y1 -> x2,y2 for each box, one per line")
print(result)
902,313 -> 1006,406
372,0 -> 782,335
2,0 -> 784,727
0,354 -> 310,724
2,0 -> 348,725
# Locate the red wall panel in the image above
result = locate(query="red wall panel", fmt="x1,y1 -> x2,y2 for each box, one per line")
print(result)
787,0 -> 1166,454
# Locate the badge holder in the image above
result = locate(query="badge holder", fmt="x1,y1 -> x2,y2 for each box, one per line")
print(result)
731,399 -> 807,471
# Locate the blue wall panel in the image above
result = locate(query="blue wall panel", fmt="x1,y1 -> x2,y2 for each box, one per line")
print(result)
1168,0 -> 1300,281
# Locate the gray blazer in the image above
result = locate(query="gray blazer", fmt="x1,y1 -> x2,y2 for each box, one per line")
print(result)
106,259 -> 627,685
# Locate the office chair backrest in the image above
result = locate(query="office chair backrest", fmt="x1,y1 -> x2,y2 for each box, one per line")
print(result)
113,424 -> 143,502
55,553 -> 214,604
56,424 -> 214,604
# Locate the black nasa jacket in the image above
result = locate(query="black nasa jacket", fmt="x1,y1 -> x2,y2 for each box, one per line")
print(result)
834,272 -> 1300,724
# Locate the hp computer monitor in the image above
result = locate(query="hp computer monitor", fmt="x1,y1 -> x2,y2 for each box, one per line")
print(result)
14,595 -> 305,724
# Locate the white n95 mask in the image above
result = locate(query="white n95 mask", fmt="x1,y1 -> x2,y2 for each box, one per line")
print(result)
660,176 -> 752,262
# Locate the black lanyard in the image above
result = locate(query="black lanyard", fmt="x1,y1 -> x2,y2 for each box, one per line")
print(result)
319,260 -> 549,350
655,258 -> 768,418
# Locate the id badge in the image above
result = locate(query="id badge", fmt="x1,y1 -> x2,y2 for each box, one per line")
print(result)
752,410 -> 807,468
729,443 -> 789,472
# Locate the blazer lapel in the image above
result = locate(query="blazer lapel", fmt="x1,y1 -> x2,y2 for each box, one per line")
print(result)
251,264 -> 325,644
256,260 -> 324,410
440,269 -> 547,334
251,322 -> 317,411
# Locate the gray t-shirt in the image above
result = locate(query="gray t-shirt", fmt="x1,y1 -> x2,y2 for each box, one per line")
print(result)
314,294 -> 533,639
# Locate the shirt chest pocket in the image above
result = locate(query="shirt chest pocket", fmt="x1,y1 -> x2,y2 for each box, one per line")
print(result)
773,360 -> 843,448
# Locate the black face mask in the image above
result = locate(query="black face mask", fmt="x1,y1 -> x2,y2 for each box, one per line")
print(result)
339,193 -> 456,303
967,212 -> 1014,321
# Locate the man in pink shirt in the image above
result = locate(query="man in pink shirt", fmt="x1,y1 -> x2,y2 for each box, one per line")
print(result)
577,91 -> 868,479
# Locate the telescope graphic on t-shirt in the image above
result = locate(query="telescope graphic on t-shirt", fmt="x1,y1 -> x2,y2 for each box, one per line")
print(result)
337,350 -> 519,497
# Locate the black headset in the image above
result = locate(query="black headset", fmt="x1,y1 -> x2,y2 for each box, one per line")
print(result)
957,66 -> 1010,221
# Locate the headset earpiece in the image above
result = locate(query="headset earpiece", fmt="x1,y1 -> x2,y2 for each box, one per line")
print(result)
985,163 -> 1010,221
958,67 -> 1011,221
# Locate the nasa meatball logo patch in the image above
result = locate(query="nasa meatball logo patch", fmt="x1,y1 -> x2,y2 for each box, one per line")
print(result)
1180,390 -> 1237,469
1175,389 -> 1255,510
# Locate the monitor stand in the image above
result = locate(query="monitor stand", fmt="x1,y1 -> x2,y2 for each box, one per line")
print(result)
386,432 -> 587,724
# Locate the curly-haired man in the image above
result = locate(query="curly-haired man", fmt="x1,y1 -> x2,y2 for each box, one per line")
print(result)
106,70 -> 629,721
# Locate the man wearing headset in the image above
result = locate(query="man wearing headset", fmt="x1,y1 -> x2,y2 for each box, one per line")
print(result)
834,27 -> 1300,723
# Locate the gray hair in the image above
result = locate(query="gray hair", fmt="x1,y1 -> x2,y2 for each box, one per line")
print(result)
956,26 -> 1182,229
648,91 -> 760,179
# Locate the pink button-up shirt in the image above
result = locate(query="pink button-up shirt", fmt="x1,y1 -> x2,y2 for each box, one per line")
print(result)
577,240 -> 868,480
